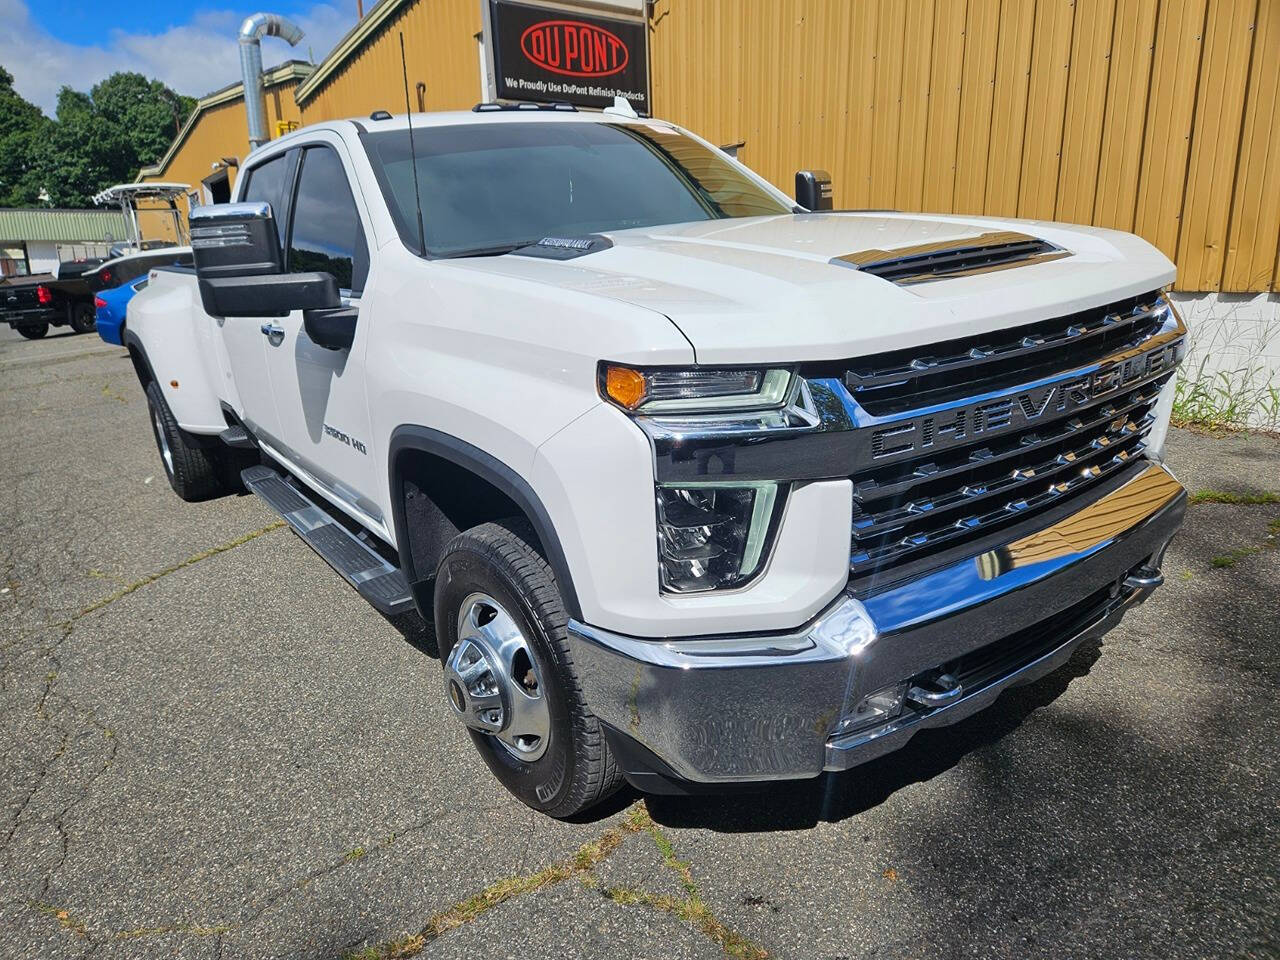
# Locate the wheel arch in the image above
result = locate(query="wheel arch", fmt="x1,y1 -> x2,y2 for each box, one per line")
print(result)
388,425 -> 582,623
124,330 -> 157,389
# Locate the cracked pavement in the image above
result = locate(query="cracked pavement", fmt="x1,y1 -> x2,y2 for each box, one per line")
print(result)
1,325 -> 1277,959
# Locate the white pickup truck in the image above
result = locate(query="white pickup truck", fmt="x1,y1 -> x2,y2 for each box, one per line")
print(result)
126,104 -> 1187,816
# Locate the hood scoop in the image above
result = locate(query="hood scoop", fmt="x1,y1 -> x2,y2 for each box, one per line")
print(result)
830,230 -> 1070,285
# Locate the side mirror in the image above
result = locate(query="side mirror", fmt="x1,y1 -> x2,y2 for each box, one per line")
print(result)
795,170 -> 834,211
199,272 -> 340,319
190,202 -> 282,278
304,305 -> 358,351
190,202 -> 341,318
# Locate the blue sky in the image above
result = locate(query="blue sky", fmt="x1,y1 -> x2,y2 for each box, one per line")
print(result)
5,0 -> 359,113
27,0 -> 193,43
25,0 -> 338,46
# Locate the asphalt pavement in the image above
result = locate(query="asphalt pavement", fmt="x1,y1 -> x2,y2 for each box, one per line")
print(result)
1,324 -> 1276,959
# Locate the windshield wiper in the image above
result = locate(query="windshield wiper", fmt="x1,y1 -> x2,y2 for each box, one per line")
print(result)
441,239 -> 543,259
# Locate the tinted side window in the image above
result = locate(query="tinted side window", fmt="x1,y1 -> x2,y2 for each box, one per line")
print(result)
110,261 -> 143,285
288,147 -> 368,292
239,152 -> 293,252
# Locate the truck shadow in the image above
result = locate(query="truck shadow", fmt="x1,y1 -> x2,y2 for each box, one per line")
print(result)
642,637 -> 1104,832
382,608 -> 440,659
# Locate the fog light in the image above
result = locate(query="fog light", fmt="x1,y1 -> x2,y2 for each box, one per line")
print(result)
837,682 -> 908,735
655,483 -> 782,593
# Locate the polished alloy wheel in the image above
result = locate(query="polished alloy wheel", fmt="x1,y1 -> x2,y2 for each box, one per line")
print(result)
444,592 -> 550,761
152,405 -> 174,475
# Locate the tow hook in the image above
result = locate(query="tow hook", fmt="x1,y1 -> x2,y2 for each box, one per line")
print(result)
1122,565 -> 1164,590
906,672 -> 964,709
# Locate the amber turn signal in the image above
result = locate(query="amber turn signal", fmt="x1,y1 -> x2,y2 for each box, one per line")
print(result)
604,365 -> 647,409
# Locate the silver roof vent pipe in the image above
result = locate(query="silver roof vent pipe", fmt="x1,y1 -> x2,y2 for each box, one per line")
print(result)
239,13 -> 304,149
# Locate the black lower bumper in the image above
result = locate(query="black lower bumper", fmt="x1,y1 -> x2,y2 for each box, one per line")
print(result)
2,307 -> 58,328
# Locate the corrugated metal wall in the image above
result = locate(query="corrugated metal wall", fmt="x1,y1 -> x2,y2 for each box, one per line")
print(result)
0,209 -> 129,243
298,0 -> 481,122
650,0 -> 1280,293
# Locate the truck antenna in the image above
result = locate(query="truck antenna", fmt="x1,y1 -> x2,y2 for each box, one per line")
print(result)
399,32 -> 427,255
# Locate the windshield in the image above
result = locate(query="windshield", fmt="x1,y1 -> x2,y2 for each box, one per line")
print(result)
362,121 -> 792,258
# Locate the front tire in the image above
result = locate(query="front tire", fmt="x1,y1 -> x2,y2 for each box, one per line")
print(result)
70,302 -> 96,334
434,520 -> 622,818
17,323 -> 48,340
144,380 -> 228,501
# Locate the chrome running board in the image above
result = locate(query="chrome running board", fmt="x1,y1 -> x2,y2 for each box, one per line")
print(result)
241,464 -> 413,617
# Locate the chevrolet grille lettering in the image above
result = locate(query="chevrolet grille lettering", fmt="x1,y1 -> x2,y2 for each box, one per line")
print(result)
867,337 -> 1185,462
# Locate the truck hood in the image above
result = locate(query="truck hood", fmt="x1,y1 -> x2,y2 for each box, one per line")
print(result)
447,212 -> 1175,364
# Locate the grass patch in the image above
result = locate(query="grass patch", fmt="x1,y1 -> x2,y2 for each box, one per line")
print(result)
1210,517 -> 1279,569
346,822 -> 640,960
1189,489 -> 1280,506
611,804 -> 770,959
33,903 -> 89,938
66,521 -> 285,622
344,846 -> 366,863
1212,548 -> 1259,568
1172,359 -> 1280,433
348,803 -> 769,960
630,804 -> 697,895
599,887 -> 770,960
34,902 -> 227,941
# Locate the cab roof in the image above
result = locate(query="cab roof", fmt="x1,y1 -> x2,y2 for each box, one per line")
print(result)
306,105 -> 657,139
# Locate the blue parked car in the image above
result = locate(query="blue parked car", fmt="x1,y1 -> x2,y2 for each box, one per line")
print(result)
95,274 -> 149,346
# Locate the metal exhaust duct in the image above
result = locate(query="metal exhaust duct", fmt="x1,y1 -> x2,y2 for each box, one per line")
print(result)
239,13 -> 304,149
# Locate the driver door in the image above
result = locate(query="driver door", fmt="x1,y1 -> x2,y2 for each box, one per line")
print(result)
216,149 -> 297,441
261,141 -> 383,536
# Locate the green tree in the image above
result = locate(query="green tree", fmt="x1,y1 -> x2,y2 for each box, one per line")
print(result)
13,69 -> 197,207
89,72 -> 195,169
42,86 -> 134,207
0,66 -> 53,206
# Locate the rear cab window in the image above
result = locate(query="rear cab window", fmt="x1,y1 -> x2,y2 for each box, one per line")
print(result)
238,151 -> 295,255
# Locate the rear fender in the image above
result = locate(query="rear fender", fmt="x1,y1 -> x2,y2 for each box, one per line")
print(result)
125,277 -> 226,434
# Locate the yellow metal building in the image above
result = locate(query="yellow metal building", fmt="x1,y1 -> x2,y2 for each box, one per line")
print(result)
138,61 -> 311,210
143,0 -> 1280,294
295,0 -> 482,123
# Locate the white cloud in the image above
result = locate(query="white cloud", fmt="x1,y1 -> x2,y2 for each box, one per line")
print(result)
0,0 -> 354,114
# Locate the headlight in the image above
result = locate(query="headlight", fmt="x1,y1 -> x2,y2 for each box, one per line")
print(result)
655,483 -> 784,592
601,363 -> 793,414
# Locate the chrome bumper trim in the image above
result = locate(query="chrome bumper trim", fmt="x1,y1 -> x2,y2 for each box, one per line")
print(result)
823,570 -> 1157,771
566,464 -> 1186,784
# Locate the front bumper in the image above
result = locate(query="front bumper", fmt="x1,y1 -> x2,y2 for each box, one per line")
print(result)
566,462 -> 1186,785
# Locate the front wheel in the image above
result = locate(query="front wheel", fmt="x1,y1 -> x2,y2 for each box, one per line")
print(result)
70,302 -> 96,334
434,519 -> 622,818
17,323 -> 49,340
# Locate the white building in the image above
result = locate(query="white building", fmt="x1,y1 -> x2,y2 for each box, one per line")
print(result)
0,208 -> 129,277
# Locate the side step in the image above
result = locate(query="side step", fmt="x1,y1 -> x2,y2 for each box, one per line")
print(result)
219,425 -> 256,449
241,465 -> 414,617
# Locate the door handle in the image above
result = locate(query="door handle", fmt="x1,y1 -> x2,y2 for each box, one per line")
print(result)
260,322 -> 285,346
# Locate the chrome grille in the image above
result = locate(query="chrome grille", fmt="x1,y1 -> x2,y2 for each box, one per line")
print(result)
844,294 -> 1167,415
844,292 -> 1182,576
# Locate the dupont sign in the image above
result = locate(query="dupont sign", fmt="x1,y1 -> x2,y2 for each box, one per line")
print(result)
488,0 -> 649,112
521,20 -> 629,77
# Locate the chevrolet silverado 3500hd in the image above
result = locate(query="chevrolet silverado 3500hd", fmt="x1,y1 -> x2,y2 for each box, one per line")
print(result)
125,105 -> 1187,816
